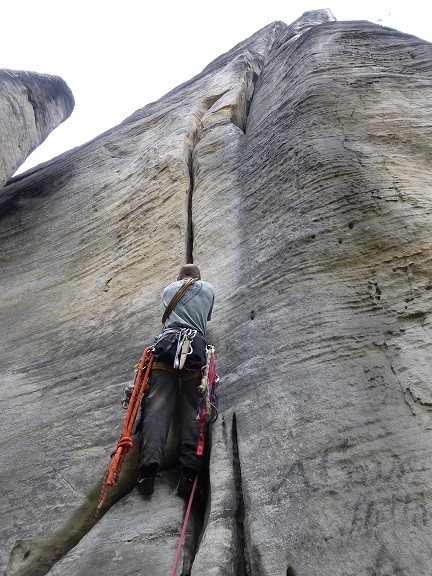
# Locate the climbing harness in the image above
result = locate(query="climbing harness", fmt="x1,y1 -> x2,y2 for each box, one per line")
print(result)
96,346 -> 154,516
169,474 -> 198,576
153,327 -> 199,369
196,345 -> 218,456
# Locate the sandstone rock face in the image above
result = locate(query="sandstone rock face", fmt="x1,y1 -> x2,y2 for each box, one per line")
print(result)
2,9 -> 432,576
0,70 -> 74,187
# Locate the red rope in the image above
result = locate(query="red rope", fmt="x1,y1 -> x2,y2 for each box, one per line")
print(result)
96,346 -> 154,515
169,474 -> 198,576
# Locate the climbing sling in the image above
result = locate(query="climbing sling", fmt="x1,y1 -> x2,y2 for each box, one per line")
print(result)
96,346 -> 154,515
196,345 -> 218,456
162,277 -> 196,324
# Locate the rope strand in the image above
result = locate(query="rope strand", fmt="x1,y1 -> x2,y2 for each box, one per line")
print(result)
96,346 -> 154,515
169,475 -> 198,576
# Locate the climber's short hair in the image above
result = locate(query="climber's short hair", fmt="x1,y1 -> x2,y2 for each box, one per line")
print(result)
178,263 -> 201,280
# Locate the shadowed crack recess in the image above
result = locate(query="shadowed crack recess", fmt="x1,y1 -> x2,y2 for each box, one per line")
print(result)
186,149 -> 194,264
177,413 -> 252,575
26,87 -> 38,124
232,413 -> 249,576
404,386 -> 432,411
175,461 -> 209,576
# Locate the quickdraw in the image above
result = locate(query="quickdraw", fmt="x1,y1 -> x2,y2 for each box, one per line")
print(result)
173,328 -> 197,370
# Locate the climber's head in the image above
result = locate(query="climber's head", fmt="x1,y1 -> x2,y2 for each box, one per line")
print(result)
178,263 -> 201,280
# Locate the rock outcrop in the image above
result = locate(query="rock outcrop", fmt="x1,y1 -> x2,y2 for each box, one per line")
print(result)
1,9 -> 432,576
0,70 -> 74,187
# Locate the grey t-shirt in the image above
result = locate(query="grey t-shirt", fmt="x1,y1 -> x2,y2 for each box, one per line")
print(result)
162,279 -> 215,336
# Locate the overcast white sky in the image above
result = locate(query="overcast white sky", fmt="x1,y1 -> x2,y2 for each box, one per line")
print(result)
2,1 -> 431,175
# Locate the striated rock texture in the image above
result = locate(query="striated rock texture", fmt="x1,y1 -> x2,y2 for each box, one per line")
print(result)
1,8 -> 432,576
0,70 -> 74,187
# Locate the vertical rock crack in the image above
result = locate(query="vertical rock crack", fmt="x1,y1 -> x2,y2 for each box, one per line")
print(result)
232,413 -> 250,576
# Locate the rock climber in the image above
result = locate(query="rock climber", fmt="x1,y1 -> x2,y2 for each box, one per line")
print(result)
137,263 -> 215,500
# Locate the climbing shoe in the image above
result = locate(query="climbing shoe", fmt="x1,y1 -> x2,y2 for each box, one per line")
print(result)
176,466 -> 198,500
137,464 -> 157,496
